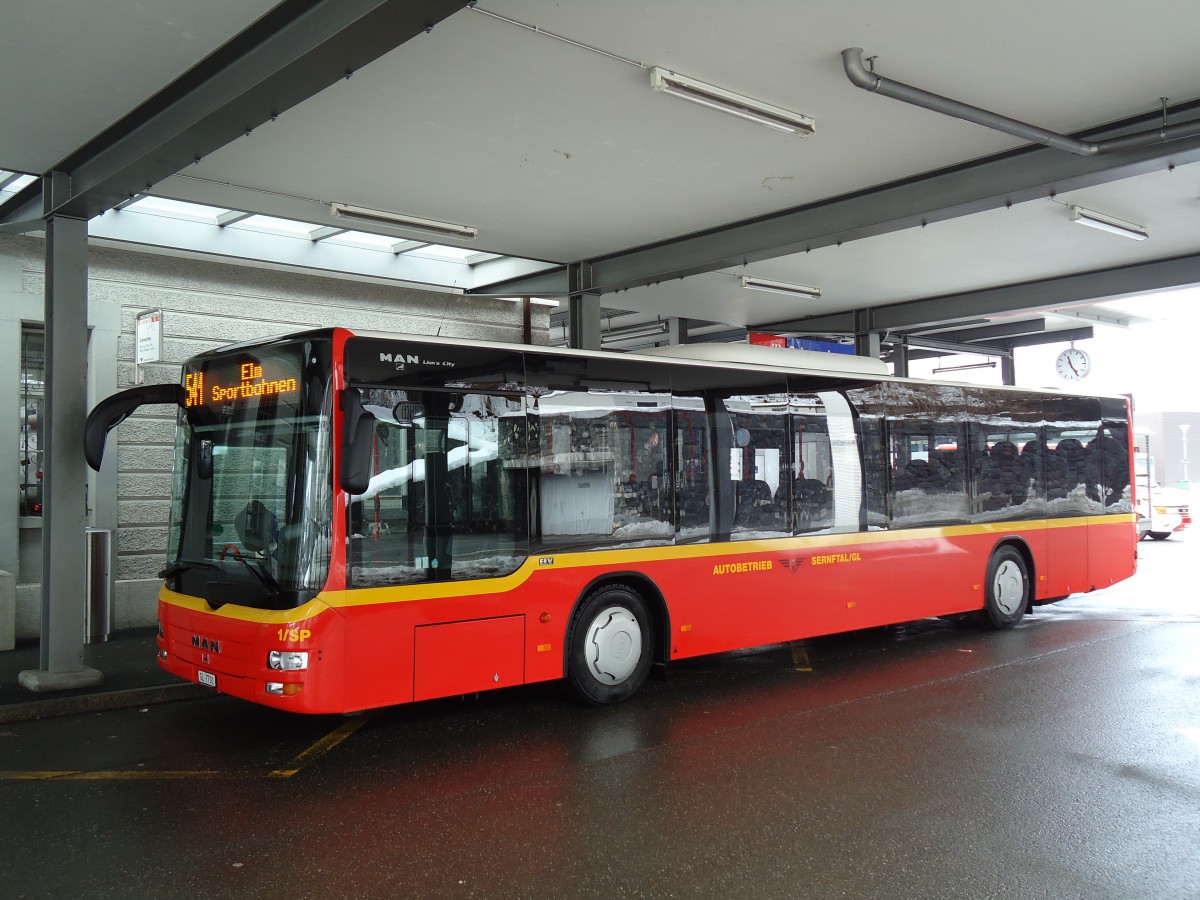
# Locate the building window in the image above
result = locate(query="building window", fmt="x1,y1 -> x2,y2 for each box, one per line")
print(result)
20,325 -> 44,516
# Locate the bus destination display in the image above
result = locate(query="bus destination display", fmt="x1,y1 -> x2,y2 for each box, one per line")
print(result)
185,361 -> 299,408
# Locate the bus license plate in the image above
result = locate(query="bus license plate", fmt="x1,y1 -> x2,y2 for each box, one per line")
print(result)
198,670 -> 216,688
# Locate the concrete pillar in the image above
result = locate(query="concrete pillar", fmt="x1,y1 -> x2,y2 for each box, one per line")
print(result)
19,205 -> 101,691
0,570 -> 14,651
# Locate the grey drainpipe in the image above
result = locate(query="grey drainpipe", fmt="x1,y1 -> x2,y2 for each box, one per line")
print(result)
842,47 -> 1200,156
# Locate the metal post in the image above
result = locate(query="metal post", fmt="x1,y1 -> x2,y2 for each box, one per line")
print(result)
85,528 -> 112,643
1001,354 -> 1016,386
1180,423 -> 1190,488
19,181 -> 102,692
567,262 -> 600,351
667,317 -> 689,346
892,338 -> 909,377
855,331 -> 881,358
853,309 -> 880,358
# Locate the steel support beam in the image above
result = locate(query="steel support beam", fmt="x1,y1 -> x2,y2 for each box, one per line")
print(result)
765,252 -> 1200,336
906,334 -> 1011,358
18,207 -> 99,691
567,262 -> 600,350
1002,326 -> 1094,349
690,326 -> 750,345
668,317 -> 690,346
892,326 -> 1093,362
912,319 -> 1047,343
476,101 -> 1200,298
853,309 -> 880,359
1001,356 -> 1016,386
0,0 -> 468,232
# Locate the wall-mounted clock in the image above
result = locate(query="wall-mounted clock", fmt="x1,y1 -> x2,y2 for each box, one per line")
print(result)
1055,347 -> 1091,381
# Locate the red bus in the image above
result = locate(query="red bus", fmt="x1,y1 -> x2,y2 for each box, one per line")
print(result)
85,329 -> 1137,714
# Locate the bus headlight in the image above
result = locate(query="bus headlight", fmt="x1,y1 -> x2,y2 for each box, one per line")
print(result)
268,651 -> 309,671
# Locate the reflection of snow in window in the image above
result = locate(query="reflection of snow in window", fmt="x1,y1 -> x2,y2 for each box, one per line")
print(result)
353,406 -> 499,501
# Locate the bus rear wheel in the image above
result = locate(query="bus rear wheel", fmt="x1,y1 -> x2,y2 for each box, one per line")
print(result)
567,584 -> 653,706
981,546 -> 1028,629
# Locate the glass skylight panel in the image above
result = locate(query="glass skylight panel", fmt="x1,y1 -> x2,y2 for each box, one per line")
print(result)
125,196 -> 228,222
82,191 -> 557,295
413,244 -> 477,261
236,215 -> 319,237
334,230 -> 406,250
0,172 -> 37,192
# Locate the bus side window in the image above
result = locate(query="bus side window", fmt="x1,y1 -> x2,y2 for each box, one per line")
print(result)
673,399 -> 711,543
884,390 -> 969,527
788,403 -> 834,535
727,391 -> 789,541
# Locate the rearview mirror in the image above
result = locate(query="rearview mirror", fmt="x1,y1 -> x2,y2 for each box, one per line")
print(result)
85,383 -> 186,471
341,388 -> 376,495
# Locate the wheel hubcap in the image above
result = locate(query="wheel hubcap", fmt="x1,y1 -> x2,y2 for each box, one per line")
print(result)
585,606 -> 642,684
993,559 -> 1024,616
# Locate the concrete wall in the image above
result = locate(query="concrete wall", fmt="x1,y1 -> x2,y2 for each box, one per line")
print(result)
0,234 -> 549,639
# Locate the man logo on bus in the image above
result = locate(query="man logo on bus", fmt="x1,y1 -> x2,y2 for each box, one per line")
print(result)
380,351 -> 420,371
192,634 -> 221,653
378,350 -> 455,369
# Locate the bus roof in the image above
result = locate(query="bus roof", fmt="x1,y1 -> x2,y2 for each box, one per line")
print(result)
235,327 -> 1130,402
636,341 -> 890,376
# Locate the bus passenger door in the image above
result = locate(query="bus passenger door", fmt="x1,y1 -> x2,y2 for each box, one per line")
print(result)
1042,399 -> 1101,598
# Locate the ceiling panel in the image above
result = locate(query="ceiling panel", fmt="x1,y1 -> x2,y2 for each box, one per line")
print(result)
5,0 -> 1200,341
0,0 -> 281,173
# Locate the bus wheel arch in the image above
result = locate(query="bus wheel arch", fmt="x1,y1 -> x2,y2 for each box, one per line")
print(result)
565,575 -> 667,706
981,539 -> 1033,629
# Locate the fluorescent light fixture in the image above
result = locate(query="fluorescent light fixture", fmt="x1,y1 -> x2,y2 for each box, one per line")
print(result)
649,67 -> 815,136
501,297 -> 560,308
740,276 -> 822,299
602,320 -> 669,343
1069,205 -> 1147,241
932,361 -> 997,374
330,202 -> 478,240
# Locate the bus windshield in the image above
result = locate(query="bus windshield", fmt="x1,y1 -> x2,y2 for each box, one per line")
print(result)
166,338 -> 334,608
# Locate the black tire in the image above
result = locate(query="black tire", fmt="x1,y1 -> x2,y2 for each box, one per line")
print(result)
1148,532 -> 1172,541
981,545 -> 1028,630
566,583 -> 653,706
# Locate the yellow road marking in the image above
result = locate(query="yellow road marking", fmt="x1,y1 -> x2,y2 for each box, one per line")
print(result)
269,714 -> 374,778
0,714 -> 375,782
791,643 -> 813,672
0,770 -> 229,781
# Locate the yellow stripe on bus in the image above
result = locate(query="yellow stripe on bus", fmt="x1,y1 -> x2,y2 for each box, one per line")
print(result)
159,513 -> 1134,621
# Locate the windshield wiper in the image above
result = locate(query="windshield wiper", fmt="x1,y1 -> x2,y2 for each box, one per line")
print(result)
235,555 -> 281,597
159,560 -> 221,580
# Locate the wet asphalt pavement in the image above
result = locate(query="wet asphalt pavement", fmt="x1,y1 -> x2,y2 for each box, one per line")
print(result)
2,532 -> 1198,899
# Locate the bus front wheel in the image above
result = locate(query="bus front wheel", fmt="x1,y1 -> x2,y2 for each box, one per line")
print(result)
981,546 -> 1028,630
567,584 -> 653,706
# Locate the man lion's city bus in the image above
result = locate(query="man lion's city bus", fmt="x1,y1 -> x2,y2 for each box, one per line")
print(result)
85,329 -> 1137,714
